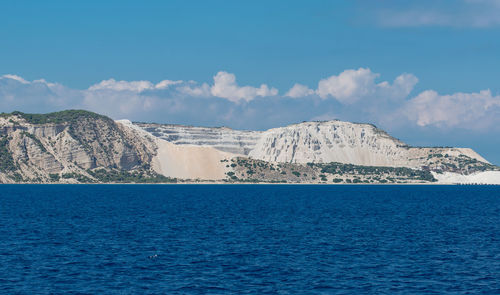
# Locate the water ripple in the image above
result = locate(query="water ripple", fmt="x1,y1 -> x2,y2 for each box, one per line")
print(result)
0,184 -> 499,294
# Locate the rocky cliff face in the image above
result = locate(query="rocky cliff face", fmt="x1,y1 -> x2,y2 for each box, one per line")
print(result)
136,123 -> 261,155
135,120 -> 491,173
0,110 -> 496,184
248,121 -> 408,165
0,111 -> 157,183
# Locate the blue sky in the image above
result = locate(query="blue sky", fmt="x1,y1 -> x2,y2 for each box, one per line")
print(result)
1,0 -> 500,164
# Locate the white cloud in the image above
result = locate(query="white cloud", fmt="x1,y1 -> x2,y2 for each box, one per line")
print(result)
1,74 -> 30,84
88,78 -> 183,92
178,82 -> 211,97
404,89 -> 500,128
378,73 -> 419,100
316,68 -> 417,104
88,79 -> 154,92
210,71 -> 278,103
155,80 -> 183,89
285,83 -> 315,98
373,0 -> 500,28
0,74 -> 82,113
86,71 -> 279,103
1,70 -> 498,132
317,68 -> 378,102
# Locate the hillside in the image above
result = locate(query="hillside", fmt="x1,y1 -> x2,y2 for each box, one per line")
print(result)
0,110 -> 498,184
0,110 -> 174,183
136,120 -> 496,176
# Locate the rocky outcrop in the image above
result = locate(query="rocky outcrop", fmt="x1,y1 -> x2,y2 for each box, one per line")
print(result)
136,123 -> 261,155
0,111 -> 157,183
135,120 -> 492,173
248,121 -> 408,165
0,110 -> 497,184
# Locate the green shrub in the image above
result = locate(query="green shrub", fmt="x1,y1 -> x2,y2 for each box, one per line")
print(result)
49,173 -> 60,181
0,136 -> 16,172
11,110 -> 111,124
88,169 -> 176,183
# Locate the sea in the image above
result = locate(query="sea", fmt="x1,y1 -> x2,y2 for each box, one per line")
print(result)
0,184 -> 499,294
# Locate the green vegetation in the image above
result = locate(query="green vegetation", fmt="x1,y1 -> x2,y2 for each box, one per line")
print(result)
453,155 -> 500,174
2,110 -> 112,124
315,162 -> 436,182
88,169 -> 177,183
61,172 -> 94,183
11,173 -> 23,182
0,136 -> 17,172
229,156 -> 440,184
49,173 -> 60,181
226,171 -> 238,180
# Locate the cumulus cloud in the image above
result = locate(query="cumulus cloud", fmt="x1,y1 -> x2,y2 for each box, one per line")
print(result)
404,89 -> 500,128
0,74 -> 81,113
0,70 -> 498,132
155,80 -> 183,90
285,83 -> 315,98
85,71 -> 280,104
88,78 -> 182,92
178,82 -> 211,97
317,68 -> 379,102
210,71 -> 278,103
378,73 -> 419,100
316,68 -> 418,104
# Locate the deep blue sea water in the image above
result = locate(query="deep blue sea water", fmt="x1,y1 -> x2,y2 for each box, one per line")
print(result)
0,185 -> 500,294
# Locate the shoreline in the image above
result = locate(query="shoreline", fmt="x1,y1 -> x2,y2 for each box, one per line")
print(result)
1,182 -> 497,186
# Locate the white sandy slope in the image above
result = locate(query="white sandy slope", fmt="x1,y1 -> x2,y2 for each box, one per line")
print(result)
136,120 -> 489,169
152,139 -> 233,180
433,171 -> 500,185
116,120 -> 233,180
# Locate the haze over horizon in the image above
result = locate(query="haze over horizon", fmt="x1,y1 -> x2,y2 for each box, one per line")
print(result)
1,0 -> 500,164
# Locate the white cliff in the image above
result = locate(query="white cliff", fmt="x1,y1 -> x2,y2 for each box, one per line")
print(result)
117,120 -> 233,180
136,123 -> 260,155
136,120 -> 490,170
248,121 -> 408,165
0,110 -> 497,184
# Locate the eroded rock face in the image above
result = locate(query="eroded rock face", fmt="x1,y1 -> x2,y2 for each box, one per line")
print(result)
0,111 -> 495,183
248,121 -> 408,165
0,112 -> 153,183
135,120 -> 491,171
136,123 -> 261,155
10,132 -> 63,174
